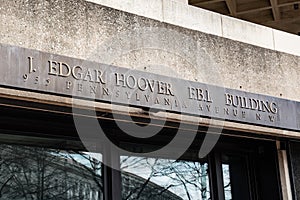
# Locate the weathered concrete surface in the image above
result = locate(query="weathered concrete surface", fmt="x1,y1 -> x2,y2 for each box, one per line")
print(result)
0,0 -> 299,102
87,0 -> 300,56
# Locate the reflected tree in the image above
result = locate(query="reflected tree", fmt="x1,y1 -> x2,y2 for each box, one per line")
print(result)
0,145 -> 103,200
0,145 -> 211,200
121,156 -> 210,200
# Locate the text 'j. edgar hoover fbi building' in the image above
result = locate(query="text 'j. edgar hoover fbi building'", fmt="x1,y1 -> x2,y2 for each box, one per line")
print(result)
1,0 -> 300,199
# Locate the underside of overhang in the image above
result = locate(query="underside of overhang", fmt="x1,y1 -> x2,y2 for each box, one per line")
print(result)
189,0 -> 300,35
0,87 -> 298,141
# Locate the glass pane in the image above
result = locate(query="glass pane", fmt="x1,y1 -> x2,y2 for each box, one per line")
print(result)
121,156 -> 210,200
222,164 -> 232,200
0,144 -> 103,200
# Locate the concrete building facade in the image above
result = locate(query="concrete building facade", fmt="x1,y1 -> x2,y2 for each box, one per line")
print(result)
0,0 -> 300,199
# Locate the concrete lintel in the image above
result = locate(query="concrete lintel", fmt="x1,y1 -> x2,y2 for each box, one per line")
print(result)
86,0 -> 163,22
162,0 -> 223,36
273,29 -> 300,57
221,15 -> 275,50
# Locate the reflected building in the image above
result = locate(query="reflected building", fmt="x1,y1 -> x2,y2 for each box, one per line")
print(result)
122,171 -> 183,200
0,145 -> 103,200
0,145 -> 190,200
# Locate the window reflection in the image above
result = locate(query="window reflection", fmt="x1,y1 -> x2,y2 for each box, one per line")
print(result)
222,164 -> 232,200
0,144 -> 103,200
121,156 -> 210,200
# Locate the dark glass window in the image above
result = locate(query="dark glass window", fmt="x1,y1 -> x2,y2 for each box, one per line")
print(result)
0,144 -> 103,200
120,156 -> 210,200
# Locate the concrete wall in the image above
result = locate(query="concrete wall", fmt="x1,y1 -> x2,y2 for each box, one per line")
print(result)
0,0 -> 299,102
87,0 -> 300,57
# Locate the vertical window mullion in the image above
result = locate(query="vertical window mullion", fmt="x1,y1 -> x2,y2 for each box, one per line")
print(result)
208,151 -> 225,200
102,144 -> 121,200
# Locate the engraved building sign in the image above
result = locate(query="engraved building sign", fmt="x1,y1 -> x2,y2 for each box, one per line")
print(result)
0,44 -> 299,131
